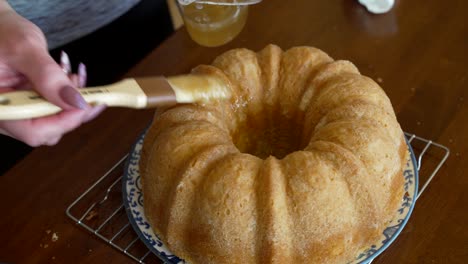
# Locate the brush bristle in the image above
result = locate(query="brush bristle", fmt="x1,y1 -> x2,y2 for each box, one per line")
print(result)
168,74 -> 231,103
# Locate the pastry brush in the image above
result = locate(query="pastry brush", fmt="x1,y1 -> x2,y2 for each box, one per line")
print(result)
0,75 -> 230,120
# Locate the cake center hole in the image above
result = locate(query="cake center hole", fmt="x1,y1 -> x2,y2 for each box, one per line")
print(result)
233,117 -> 302,159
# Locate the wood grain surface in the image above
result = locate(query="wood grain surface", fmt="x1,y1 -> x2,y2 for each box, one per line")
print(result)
1,0 -> 467,263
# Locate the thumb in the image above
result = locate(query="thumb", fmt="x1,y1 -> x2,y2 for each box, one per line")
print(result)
12,49 -> 89,110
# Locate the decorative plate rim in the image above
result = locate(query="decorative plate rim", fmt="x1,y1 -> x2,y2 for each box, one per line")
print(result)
122,132 -> 419,264
122,132 -> 183,264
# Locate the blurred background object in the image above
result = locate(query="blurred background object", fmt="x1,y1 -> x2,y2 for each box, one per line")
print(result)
358,0 -> 395,14
345,0 -> 399,37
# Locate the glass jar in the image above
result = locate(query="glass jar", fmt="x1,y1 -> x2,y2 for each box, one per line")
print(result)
177,0 -> 261,47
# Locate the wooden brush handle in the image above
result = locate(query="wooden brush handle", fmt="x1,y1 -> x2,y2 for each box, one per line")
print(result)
0,79 -> 146,120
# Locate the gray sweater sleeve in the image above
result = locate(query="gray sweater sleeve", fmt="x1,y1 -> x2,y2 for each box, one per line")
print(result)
7,0 -> 140,49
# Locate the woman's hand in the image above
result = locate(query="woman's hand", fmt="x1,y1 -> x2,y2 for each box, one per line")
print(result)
0,4 -> 105,146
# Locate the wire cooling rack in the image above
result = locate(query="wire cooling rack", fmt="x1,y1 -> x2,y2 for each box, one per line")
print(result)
66,132 -> 450,264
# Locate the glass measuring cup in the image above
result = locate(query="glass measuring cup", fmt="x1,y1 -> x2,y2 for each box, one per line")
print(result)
177,0 -> 262,47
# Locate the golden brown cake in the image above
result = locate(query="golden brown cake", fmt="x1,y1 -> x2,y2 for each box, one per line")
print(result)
140,44 -> 408,263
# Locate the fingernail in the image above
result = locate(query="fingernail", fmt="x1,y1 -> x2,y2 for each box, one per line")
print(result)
84,104 -> 106,123
60,51 -> 71,74
59,85 -> 88,109
78,62 -> 87,88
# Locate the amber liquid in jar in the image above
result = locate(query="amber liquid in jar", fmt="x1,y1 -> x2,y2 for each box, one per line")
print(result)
181,2 -> 248,47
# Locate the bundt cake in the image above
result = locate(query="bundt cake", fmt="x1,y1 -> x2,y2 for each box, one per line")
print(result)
140,44 -> 408,263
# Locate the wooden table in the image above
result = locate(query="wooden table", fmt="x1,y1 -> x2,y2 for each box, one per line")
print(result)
1,0 -> 466,263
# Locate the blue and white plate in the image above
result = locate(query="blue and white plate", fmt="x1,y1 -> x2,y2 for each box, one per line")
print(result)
123,133 -> 418,264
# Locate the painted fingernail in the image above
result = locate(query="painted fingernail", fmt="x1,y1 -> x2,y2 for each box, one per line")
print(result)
59,85 -> 88,109
78,62 -> 87,88
60,51 -> 71,74
84,104 -> 106,123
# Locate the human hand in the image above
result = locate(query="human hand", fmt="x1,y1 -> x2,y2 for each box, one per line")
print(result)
0,6 -> 105,146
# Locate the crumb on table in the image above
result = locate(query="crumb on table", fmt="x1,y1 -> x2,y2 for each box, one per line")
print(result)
52,232 -> 59,242
85,210 -> 98,221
